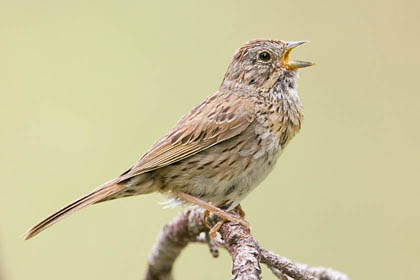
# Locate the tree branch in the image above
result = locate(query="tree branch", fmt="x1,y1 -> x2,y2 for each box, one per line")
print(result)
144,206 -> 350,280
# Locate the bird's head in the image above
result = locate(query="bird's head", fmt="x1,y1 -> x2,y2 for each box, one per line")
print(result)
222,39 -> 313,92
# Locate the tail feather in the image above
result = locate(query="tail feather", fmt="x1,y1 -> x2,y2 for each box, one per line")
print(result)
23,180 -> 124,240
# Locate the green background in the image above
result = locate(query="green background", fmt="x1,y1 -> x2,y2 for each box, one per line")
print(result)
1,1 -> 419,279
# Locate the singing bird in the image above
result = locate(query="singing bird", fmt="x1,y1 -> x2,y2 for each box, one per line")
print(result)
24,39 -> 313,240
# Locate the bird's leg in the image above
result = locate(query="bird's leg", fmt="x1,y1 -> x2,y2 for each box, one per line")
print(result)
209,220 -> 225,243
204,209 -> 224,245
235,204 -> 246,218
203,210 -> 212,229
204,203 -> 244,230
175,192 -> 251,234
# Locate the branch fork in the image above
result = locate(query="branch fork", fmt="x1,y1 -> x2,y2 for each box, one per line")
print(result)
145,206 -> 350,280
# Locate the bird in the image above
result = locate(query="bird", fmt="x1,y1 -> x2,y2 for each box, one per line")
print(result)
24,39 -> 313,240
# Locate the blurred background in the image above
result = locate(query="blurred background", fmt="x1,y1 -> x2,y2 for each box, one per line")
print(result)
1,0 -> 419,279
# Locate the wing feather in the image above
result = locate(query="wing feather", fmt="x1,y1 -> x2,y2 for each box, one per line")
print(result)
119,91 -> 255,181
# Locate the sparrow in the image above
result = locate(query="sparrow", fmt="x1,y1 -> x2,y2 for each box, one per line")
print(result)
24,39 -> 313,240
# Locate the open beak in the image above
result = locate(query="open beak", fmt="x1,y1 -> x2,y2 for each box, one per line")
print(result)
282,41 -> 314,70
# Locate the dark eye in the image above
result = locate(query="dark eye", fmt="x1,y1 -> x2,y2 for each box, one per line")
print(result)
258,51 -> 272,62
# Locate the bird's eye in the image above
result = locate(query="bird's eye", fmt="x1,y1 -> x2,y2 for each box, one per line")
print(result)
258,51 -> 272,62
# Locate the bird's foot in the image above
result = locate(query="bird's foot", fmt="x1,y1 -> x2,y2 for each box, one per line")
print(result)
176,192 -> 251,244
235,204 -> 246,218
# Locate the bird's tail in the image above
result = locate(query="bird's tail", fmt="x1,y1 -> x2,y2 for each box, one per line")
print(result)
23,179 -> 124,240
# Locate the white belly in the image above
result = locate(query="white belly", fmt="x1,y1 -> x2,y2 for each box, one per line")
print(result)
223,147 -> 282,210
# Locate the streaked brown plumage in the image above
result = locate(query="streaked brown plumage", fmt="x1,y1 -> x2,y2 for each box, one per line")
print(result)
24,39 -> 313,240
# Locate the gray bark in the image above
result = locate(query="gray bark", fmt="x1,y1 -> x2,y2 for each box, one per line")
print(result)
145,206 -> 350,280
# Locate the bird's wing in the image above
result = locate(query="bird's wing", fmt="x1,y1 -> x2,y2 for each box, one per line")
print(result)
118,91 -> 255,181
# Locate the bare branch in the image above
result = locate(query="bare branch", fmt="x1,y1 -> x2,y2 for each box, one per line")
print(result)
145,206 -> 350,280
259,249 -> 317,280
145,207 -> 206,280
218,221 -> 261,280
291,264 -> 350,280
